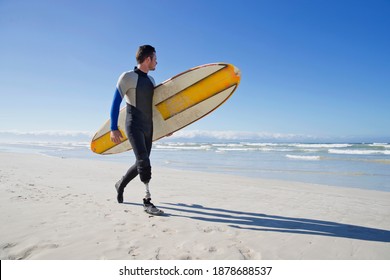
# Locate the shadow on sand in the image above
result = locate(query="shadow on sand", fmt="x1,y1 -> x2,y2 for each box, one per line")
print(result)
125,202 -> 390,242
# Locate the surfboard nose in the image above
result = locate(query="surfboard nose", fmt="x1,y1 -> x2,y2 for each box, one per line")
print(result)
231,64 -> 241,85
233,65 -> 241,78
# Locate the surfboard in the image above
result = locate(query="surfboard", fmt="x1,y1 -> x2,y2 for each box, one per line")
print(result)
91,63 -> 241,155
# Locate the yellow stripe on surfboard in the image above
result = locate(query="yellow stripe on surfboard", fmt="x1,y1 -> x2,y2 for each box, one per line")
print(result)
155,64 -> 240,120
90,128 -> 127,154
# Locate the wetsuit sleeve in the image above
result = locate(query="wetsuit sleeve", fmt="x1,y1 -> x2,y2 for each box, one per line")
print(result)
110,88 -> 123,131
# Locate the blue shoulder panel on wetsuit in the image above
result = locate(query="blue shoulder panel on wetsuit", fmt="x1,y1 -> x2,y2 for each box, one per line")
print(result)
110,88 -> 123,131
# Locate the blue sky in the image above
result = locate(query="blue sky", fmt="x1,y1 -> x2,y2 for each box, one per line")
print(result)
0,0 -> 389,142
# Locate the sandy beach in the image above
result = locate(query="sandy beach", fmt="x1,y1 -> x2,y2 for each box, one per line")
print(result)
0,152 -> 389,260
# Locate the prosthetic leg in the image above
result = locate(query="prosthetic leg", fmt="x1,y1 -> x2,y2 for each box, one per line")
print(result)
143,183 -> 164,215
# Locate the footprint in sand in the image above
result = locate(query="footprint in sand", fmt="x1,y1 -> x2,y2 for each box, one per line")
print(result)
198,225 -> 226,233
127,246 -> 139,258
179,252 -> 192,260
208,246 -> 217,253
1,243 -> 17,250
4,243 -> 59,260
235,245 -> 254,260
161,228 -> 175,234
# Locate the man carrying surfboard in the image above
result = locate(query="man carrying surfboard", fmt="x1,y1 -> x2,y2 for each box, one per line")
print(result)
110,45 -> 163,215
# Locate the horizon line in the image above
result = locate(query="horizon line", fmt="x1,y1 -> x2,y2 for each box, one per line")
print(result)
0,129 -> 388,143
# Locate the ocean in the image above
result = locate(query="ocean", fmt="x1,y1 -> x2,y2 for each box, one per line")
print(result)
1,141 -> 389,192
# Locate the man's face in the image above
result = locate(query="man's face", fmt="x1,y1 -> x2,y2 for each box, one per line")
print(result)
148,53 -> 157,71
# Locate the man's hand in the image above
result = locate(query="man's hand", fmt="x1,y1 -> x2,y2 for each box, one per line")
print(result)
110,130 -> 123,144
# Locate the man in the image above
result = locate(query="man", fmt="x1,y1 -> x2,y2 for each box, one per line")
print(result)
110,45 -> 163,215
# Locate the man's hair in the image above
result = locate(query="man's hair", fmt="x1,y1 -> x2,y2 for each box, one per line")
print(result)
136,45 -> 156,64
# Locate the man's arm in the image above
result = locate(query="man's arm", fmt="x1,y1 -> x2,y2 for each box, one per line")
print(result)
110,88 -> 124,143
110,88 -> 122,131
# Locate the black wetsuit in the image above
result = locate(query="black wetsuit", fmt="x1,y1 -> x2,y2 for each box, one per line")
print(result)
110,67 -> 155,188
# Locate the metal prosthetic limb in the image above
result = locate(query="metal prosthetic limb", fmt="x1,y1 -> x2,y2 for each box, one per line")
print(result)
144,183 -> 151,199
